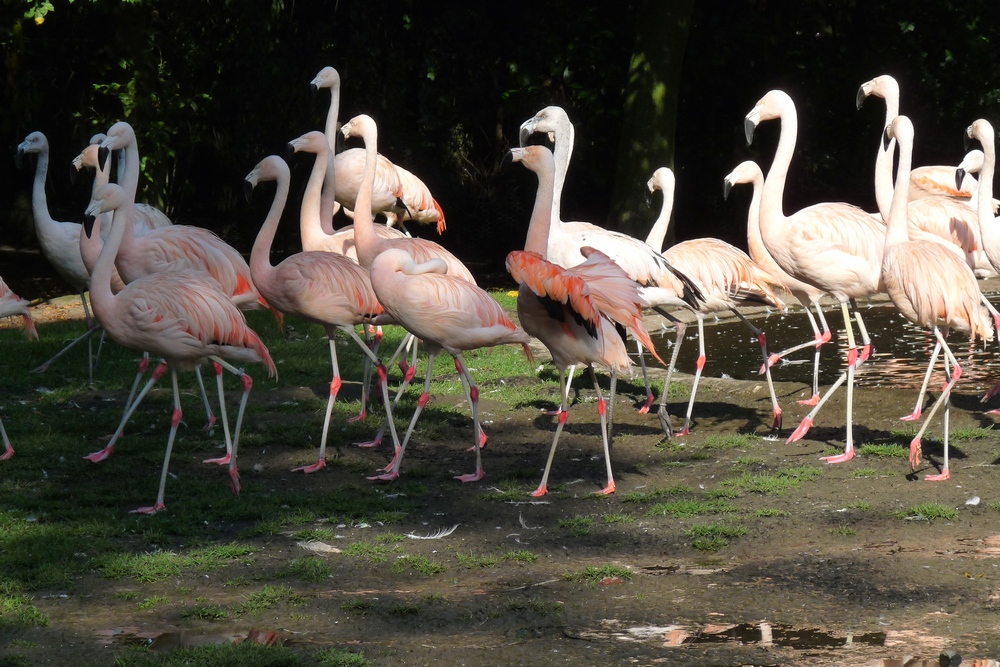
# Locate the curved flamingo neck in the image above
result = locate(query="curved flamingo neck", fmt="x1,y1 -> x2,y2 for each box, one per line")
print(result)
551,116 -> 574,223
352,122 -> 382,269
250,166 -> 292,285
90,198 -> 130,321
884,125 -> 913,249
29,146 -> 55,235
299,141 -> 331,252
873,89 -> 900,220
742,169 -> 768,266
977,126 -> 997,244
759,102 -> 795,239
644,180 -> 674,252
320,80 -> 341,233
524,157 -> 556,256
120,136 -> 141,203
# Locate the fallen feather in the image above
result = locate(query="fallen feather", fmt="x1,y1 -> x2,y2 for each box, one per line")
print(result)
296,540 -> 342,554
406,524 -> 458,540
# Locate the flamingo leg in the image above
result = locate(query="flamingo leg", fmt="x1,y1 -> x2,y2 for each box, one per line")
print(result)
532,368 -> 572,497
0,417 -> 13,460
370,350 -> 437,481
590,367 -> 616,495
544,365 -> 576,417
979,294 -> 1000,402
203,362 -> 234,465
93,329 -> 107,378
800,304 -> 833,406
910,328 -> 960,481
607,370 -> 617,443
120,353 -> 151,428
348,325 -> 379,423
293,335 -> 343,473
455,362 -> 488,451
454,353 -> 485,483
30,322 -> 99,374
194,365 -> 217,431
341,328 -> 401,455
635,340 -> 655,414
901,338 -> 942,421
677,316 -> 708,437
763,302 -> 831,381
733,308 -> 782,435
87,360 -> 167,462
208,356 -> 256,495
655,317 -> 686,438
131,368 -> 180,515
356,332 -> 418,449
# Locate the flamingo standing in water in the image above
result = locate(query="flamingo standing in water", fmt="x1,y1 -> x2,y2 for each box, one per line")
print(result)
723,161 -> 832,406
745,89 -> 886,464
367,248 -> 531,482
244,154 -> 398,474
881,115 -> 992,480
507,145 -> 663,496
84,183 -> 276,513
0,276 -> 37,461
645,167 -> 785,436
518,106 -> 703,433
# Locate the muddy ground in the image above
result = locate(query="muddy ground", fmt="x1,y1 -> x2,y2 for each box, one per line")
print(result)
6,291 -> 1000,667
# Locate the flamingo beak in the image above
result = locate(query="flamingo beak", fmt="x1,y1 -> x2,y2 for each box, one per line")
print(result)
98,146 -> 110,171
723,179 -> 734,200
956,168 -> 967,193
856,85 -> 868,110
882,125 -> 892,151
244,179 -> 254,203
744,117 -> 757,146
83,214 -> 96,239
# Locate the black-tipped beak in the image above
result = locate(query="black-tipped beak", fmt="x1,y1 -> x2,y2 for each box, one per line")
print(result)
244,179 -> 254,203
723,180 -> 733,200
644,191 -> 653,209
518,126 -> 531,148
882,126 -> 892,151
956,168 -> 967,192
98,146 -> 110,171
83,214 -> 96,239
744,118 -> 756,146
310,82 -> 319,101
964,133 -> 972,151
14,148 -> 23,169
395,197 -> 412,219
501,150 -> 515,168
856,86 -> 867,110
284,142 -> 296,159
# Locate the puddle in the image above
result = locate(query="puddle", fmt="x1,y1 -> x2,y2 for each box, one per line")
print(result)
650,295 -> 1000,393
689,621 -> 885,649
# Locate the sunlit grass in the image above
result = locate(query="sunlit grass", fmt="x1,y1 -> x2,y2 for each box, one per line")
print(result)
895,503 -> 958,521
859,443 -> 909,459
563,564 -> 633,583
686,523 -> 749,551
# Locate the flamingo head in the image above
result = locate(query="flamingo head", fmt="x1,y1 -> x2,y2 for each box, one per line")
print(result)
518,106 -> 567,148
84,183 -> 126,238
285,130 -> 328,160
15,131 -> 47,168
244,155 -> 289,203
744,90 -> 792,146
856,74 -> 899,109
310,66 -> 340,93
506,145 -> 554,176
340,114 -> 376,142
722,160 -> 762,200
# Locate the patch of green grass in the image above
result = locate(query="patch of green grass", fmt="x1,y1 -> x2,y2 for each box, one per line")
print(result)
180,603 -> 229,621
706,487 -> 741,499
647,499 -> 737,517
456,552 -> 500,569
733,456 -> 765,467
343,541 -> 390,563
232,585 -> 304,616
896,503 -> 959,521
850,468 -> 883,478
281,556 -> 331,583
0,581 -> 49,630
621,485 -> 692,504
373,532 -> 407,543
721,467 -> 820,495
113,642 -> 307,666
686,523 -> 749,551
390,554 -> 446,576
113,590 -> 140,600
558,515 -> 595,536
505,597 -> 564,615
703,433 -> 759,450
752,508 -> 790,517
389,602 -> 421,617
991,501 -> 1000,512
315,647 -> 373,667
859,443 -> 909,459
423,594 -> 448,605
99,551 -> 183,583
847,500 -> 873,511
502,550 -> 540,564
137,595 -> 169,611
224,576 -> 255,587
602,512 -> 636,525
830,526 -> 857,536
950,426 -> 994,441
341,598 -> 375,614
563,564 -> 633,583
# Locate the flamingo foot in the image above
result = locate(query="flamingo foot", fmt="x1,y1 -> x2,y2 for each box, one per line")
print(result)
0,446 -> 13,461
229,468 -> 241,495
982,382 -> 1000,402
637,393 -> 655,415
787,416 -> 814,443
530,485 -> 548,498
988,409 -> 1000,416
292,459 -> 326,474
354,435 -> 383,448
347,408 -> 368,423
465,430 -> 489,452
820,449 -> 855,464
675,426 -> 691,437
542,408 -> 563,417
900,410 -> 922,422
203,453 -> 232,465
925,468 -> 951,482
203,415 -> 217,432
760,353 -> 781,374
597,480 -> 616,495
130,502 -> 165,515
455,469 -> 485,483
772,409 -> 782,431
368,470 -> 399,482
909,437 -> 922,470
84,446 -> 114,463
796,394 -> 820,406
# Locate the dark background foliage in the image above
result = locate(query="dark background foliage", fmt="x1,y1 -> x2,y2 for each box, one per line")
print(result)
2,0 -> 999,296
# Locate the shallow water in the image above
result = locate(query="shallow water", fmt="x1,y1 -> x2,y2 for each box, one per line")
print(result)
650,296 -> 1000,394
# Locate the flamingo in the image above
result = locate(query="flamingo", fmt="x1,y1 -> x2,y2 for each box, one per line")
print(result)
882,115 -> 992,481
507,145 -> 663,496
645,167 -> 786,436
84,183 -> 276,514
367,248 -> 531,482
339,114 -> 478,447
518,106 -> 703,430
723,161 -> 833,406
745,89 -> 886,464
245,154 -> 398,474
311,66 -> 446,235
0,276 -> 38,343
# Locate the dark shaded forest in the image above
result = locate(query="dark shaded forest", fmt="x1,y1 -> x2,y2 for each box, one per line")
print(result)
2,0 -> 999,295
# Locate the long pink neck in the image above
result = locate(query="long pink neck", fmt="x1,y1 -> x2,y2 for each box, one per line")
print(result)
320,82 -> 340,233
644,181 -> 674,252
299,141 -> 330,252
742,169 -> 767,266
353,123 -> 383,269
873,89 -> 900,220
884,126 -> 912,249
90,199 -> 130,325
524,159 -> 556,255
759,103 -> 795,243
250,166 -> 292,293
551,118 -> 573,222
977,126 -> 997,244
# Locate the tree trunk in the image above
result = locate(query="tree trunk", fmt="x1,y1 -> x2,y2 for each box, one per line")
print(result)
609,0 -> 694,241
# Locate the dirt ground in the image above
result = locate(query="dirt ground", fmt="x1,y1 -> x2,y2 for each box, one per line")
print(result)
7,291 -> 1000,667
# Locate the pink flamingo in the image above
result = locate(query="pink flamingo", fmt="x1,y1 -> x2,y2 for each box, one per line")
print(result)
0,276 -> 36,462
507,145 -> 663,496
311,66 -> 446,235
745,89 -> 886,464
84,182 -> 276,513
723,161 -> 832,406
367,247 -> 531,482
645,167 -> 786,436
339,114 -> 477,448
245,154 -> 399,474
882,115 -> 992,480
518,106 -> 703,429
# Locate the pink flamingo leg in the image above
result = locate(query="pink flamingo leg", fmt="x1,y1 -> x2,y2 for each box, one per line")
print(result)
356,339 -> 417,449
0,418 -> 13,460
635,341 -> 656,414
901,338 -> 941,421
131,369 -> 182,515
194,365 -> 217,431
543,365 -> 575,417
735,310 -> 781,434
203,362 -> 234,465
213,360 -> 255,496
797,305 -> 831,406
293,336 -> 345,473
370,352 -> 436,482
911,329 -> 961,482
532,369 -> 573,497
677,317 -> 708,437
590,368 -> 615,495
87,360 -> 168,462
454,354 -> 485,483
655,319 -> 687,438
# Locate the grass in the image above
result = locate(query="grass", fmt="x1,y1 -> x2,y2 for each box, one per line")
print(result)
111,643 -> 309,666
558,516 -> 595,536
720,466 -> 821,495
896,503 -> 959,521
232,585 -> 304,616
621,485 -> 693,504
563,564 -> 633,583
859,443 -> 909,459
315,648 -> 373,667
456,552 -> 500,568
686,523 -> 749,551
390,554 -> 447,576
646,498 -> 737,517
702,433 -> 760,450
281,556 -> 331,582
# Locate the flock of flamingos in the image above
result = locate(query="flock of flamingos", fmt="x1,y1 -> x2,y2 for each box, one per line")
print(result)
4,68 -> 1000,514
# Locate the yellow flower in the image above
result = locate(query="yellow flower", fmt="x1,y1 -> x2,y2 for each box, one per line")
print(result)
34,16 -> 45,25
506,290 -> 518,297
